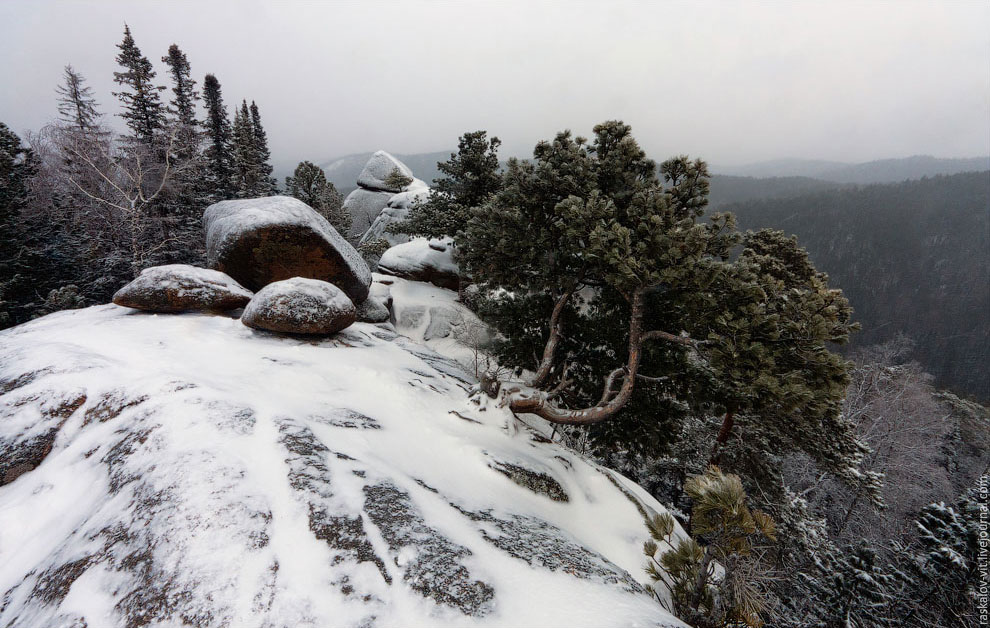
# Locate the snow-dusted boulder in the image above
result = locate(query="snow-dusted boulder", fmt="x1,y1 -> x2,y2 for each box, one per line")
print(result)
204,196 -> 371,304
356,150 -> 414,193
378,237 -> 459,290
112,264 -> 252,312
241,277 -> 356,335
359,186 -> 431,248
342,188 -> 393,239
354,294 -> 390,324
0,306 -> 689,627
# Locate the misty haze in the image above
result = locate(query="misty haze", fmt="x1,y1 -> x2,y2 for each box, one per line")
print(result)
0,1 -> 987,627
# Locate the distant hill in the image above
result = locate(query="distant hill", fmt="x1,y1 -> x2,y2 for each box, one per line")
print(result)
319,151 -> 453,191
708,175 -> 845,209
723,171 -> 990,401
716,155 -> 990,184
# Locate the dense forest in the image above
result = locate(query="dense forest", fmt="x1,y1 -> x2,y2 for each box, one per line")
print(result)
725,172 -> 990,401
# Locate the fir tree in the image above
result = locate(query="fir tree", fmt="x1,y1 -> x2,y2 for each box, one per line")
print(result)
55,65 -> 100,133
112,25 -> 166,146
284,160 -> 350,234
249,101 -> 277,195
402,130 -> 501,238
202,74 -> 234,200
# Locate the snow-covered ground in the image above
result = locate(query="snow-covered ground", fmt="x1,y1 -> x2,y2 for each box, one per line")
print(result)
0,294 -> 687,627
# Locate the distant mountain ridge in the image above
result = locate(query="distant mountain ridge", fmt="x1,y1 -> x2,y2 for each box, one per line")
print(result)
716,155 -> 990,184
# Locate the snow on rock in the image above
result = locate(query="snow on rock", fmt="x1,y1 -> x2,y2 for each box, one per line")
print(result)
357,150 -> 415,193
359,186 -> 431,248
378,237 -> 459,290
343,188 -> 394,239
241,278 -> 357,335
112,264 -> 252,312
0,305 -> 688,628
203,195 -> 371,303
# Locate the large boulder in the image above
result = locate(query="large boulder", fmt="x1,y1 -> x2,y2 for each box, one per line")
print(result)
342,188 -> 393,239
377,238 -> 459,290
112,264 -> 252,312
359,186 -> 431,248
357,150 -> 414,192
204,196 -> 371,303
241,277 -> 356,335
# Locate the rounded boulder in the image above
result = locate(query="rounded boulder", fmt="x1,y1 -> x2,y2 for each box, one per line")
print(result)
241,277 -> 356,335
113,265 -> 253,312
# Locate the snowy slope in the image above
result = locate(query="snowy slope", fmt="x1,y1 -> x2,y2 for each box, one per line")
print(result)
0,304 -> 687,627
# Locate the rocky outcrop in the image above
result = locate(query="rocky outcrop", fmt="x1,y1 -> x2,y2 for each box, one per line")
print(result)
112,265 -> 252,312
377,238 -> 459,290
203,195 -> 371,303
342,188 -> 394,239
241,277 -> 356,335
0,305 -> 688,627
356,150 -> 415,193
359,187 -> 431,248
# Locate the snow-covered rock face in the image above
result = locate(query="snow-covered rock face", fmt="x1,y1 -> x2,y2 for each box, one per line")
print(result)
112,264 -> 252,312
378,237 -> 460,290
357,150 -> 415,193
359,186 -> 431,248
203,195 -> 371,303
342,188 -> 394,239
241,277 -> 356,335
0,305 -> 688,628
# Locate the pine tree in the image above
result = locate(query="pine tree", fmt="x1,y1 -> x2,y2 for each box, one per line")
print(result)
249,101 -> 277,195
202,74 -> 234,200
402,130 -> 501,238
284,160 -> 350,234
55,65 -> 100,133
112,25 -> 166,146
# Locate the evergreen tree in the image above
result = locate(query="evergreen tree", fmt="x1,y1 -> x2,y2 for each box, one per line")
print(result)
0,122 -> 40,327
232,100 -> 259,198
161,44 -> 199,159
202,73 -> 234,200
55,65 -> 100,133
402,130 -> 501,238
112,25 -> 166,146
461,121 -> 875,500
249,101 -> 277,195
284,160 -> 350,234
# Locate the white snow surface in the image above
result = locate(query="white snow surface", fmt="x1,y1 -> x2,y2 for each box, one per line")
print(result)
357,151 -> 415,193
203,195 -> 371,291
0,302 -> 687,628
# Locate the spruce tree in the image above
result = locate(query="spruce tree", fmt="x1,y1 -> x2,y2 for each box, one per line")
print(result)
202,73 -> 234,200
162,44 -> 199,159
402,130 -> 501,238
232,100 -> 258,198
56,65 -> 100,133
284,160 -> 349,233
112,25 -> 166,146
249,101 -> 277,195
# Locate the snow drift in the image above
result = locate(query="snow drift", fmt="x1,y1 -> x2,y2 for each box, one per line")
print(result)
0,300 -> 687,627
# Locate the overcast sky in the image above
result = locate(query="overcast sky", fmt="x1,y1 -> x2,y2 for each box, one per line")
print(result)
2,0 -> 988,175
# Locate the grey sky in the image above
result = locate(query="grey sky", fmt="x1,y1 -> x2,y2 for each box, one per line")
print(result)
2,0 -> 988,175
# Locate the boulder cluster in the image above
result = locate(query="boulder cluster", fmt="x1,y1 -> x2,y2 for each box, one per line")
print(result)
112,195 -> 379,335
343,150 -> 430,245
